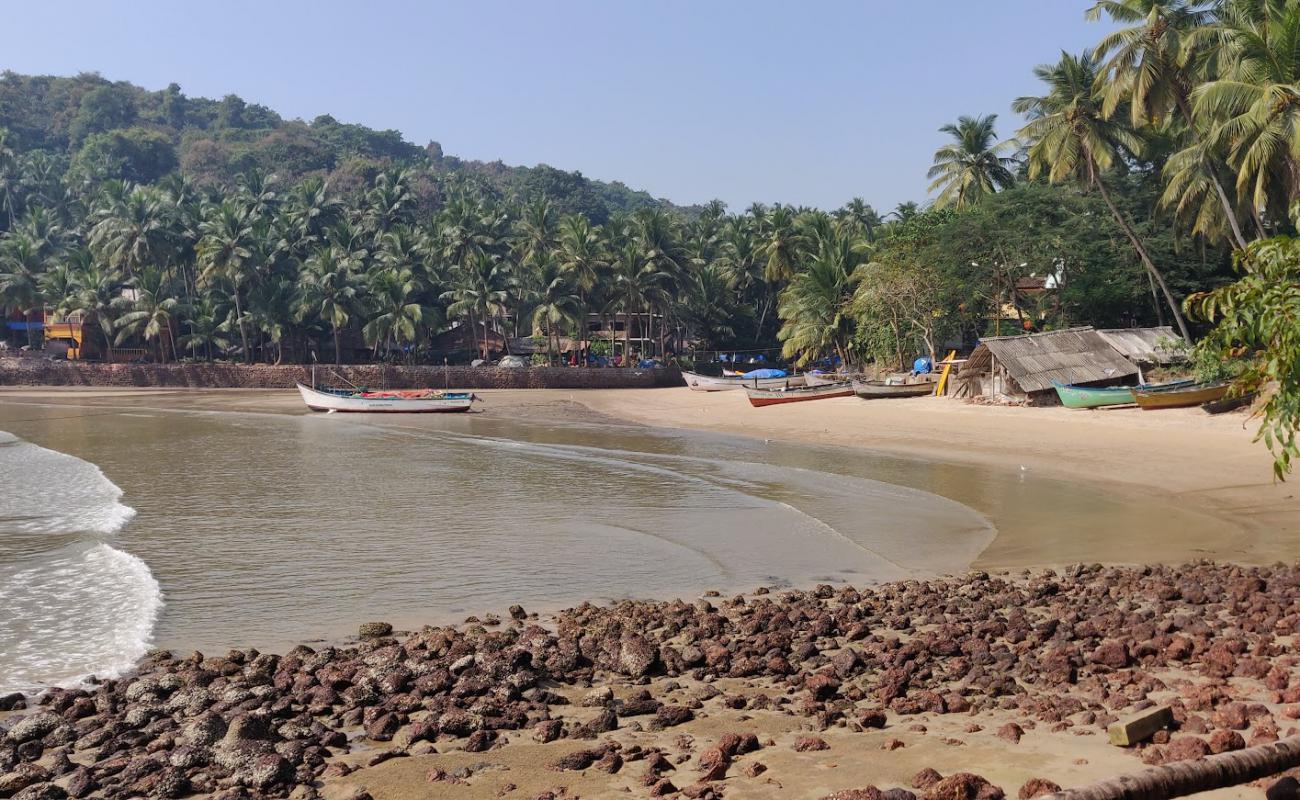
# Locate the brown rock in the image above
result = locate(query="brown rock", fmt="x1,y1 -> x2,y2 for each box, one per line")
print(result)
793,736 -> 830,752
924,773 -> 1004,800
912,768 -> 944,790
822,790 -> 885,800
1018,779 -> 1061,800
697,746 -> 730,781
1208,729 -> 1245,753
743,761 -> 767,777
996,723 -> 1023,744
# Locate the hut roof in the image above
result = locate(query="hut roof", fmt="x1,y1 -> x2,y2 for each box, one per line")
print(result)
1096,327 -> 1188,364
962,327 -> 1138,394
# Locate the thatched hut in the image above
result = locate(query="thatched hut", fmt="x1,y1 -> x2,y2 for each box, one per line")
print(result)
1096,327 -> 1188,367
955,327 -> 1139,404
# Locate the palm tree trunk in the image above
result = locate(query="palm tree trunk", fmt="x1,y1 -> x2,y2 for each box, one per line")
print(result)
332,325 -> 342,367
623,304 -> 632,367
232,290 -> 251,364
1090,164 -> 1192,341
1042,734 -> 1300,800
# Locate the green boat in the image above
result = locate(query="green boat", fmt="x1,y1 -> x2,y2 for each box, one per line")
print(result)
1052,379 -> 1194,409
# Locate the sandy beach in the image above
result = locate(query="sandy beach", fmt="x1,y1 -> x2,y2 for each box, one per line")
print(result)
1,386 -> 1297,800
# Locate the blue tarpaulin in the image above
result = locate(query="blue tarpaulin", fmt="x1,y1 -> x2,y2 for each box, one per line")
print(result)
742,368 -> 787,379
6,321 -> 43,331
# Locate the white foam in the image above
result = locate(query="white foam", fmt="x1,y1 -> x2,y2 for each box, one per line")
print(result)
0,542 -> 163,695
0,431 -> 136,536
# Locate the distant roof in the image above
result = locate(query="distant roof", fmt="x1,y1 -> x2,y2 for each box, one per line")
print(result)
1096,327 -> 1188,364
963,327 -> 1138,394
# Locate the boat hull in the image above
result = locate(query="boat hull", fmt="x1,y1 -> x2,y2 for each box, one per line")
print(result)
297,383 -> 475,413
745,382 -> 853,407
851,377 -> 936,400
1053,383 -> 1135,409
682,370 -> 806,391
1133,383 -> 1228,410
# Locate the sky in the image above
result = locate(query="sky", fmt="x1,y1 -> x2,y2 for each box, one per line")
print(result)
5,1 -> 1115,213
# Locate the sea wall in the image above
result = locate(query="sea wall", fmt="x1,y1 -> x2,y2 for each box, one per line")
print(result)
0,359 -> 683,389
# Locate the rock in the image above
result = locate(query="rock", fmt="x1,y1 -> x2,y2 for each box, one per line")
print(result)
0,694 -> 26,712
650,779 -> 679,797
582,687 -> 614,707
450,654 -> 475,674
884,791 -> 919,800
912,769 -> 944,790
743,761 -> 767,777
996,723 -> 1023,744
656,705 -> 694,728
924,773 -> 1004,800
1211,702 -> 1249,731
594,750 -> 623,774
1208,729 -> 1245,754
1089,641 -> 1130,670
364,712 -> 401,741
464,730 -> 498,752
533,719 -> 563,743
1163,736 -> 1212,763
4,713 -> 59,744
358,621 -> 393,638
822,790 -> 884,800
549,748 -> 601,771
12,784 -> 66,800
858,709 -> 888,729
717,732 -> 760,757
619,634 -> 658,677
807,673 -> 841,701
1268,777 -> 1300,800
697,746 -> 730,781
1018,779 -> 1060,800
509,604 -> 527,620
64,767 -> 96,799
588,708 -> 618,733
793,736 -> 830,752
0,764 -> 50,796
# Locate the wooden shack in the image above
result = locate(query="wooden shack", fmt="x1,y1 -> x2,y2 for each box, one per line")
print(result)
955,327 -> 1139,404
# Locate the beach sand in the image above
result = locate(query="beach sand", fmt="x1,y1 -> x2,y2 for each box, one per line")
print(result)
0,386 -> 1295,800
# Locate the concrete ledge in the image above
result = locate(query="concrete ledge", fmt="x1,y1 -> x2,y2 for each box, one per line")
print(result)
0,360 -> 684,390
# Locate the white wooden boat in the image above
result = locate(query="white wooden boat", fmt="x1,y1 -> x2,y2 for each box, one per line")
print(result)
297,383 -> 476,413
682,370 -> 806,392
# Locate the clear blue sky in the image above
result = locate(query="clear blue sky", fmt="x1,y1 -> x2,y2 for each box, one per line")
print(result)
6,1 -> 1114,213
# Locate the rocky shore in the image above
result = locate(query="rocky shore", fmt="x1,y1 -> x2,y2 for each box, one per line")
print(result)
3,562 -> 1299,800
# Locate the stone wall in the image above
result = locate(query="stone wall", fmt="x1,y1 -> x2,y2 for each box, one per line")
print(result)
0,359 -> 684,390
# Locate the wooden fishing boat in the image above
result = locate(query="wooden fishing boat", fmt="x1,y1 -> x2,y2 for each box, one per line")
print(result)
682,370 -> 806,392
745,381 -> 853,407
1132,382 -> 1228,410
297,383 -> 476,413
1202,391 -> 1257,415
851,376 -> 937,400
804,371 -> 848,387
1051,379 -> 1194,409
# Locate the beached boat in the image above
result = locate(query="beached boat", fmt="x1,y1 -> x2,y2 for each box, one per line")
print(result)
682,370 -> 806,392
1132,382 -> 1228,410
297,383 -> 476,413
1051,379 -> 1195,409
804,371 -> 848,387
851,376 -> 937,400
745,381 -> 853,407
1202,390 -> 1257,415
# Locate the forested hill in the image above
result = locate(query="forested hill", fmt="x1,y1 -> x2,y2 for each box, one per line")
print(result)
0,71 -> 691,221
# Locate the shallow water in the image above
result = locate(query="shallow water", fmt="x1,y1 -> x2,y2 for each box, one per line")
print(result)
0,396 -> 1225,694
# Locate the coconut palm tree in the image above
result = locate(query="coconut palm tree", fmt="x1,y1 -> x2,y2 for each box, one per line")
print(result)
776,229 -> 863,367
1089,0 -> 1250,249
528,253 -> 582,364
179,296 -> 232,362
557,214 -> 605,363
610,240 -> 665,364
296,246 -> 359,366
759,205 -> 803,283
196,200 -> 255,362
441,250 -> 509,361
1193,0 -> 1300,213
66,262 -> 127,364
115,266 -> 184,363
926,114 -> 1018,209
89,185 -> 175,279
0,234 -> 46,348
1014,51 -> 1192,340
362,266 -> 437,362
